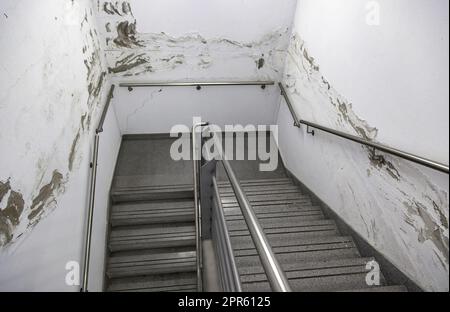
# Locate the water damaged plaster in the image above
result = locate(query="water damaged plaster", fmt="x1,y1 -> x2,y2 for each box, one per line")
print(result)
95,1 -> 290,80
0,0 -> 109,248
281,33 -> 449,290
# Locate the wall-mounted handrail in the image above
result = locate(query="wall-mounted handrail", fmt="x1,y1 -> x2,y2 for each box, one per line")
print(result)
119,81 -> 275,88
97,85 -> 116,134
81,84 -> 115,292
279,83 -> 449,174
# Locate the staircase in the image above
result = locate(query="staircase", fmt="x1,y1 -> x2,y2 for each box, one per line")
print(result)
103,134 -> 407,292
105,186 -> 198,292
217,177 -> 408,292
104,136 -> 198,292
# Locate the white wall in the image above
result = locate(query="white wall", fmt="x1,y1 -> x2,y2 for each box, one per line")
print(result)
113,85 -> 279,134
277,0 -> 449,291
0,0 -> 120,291
95,0 -> 298,133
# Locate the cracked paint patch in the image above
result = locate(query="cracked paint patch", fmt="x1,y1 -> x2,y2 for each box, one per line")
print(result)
28,170 -> 65,224
113,21 -> 144,48
108,53 -> 149,74
96,1 -> 290,79
0,180 -> 25,246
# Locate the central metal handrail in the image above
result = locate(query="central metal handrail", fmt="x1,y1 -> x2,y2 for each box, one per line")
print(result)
192,122 -> 209,292
198,128 -> 292,292
279,83 -> 449,174
219,157 -> 292,292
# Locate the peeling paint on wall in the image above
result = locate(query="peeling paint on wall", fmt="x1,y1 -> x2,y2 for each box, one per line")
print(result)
0,181 -> 25,245
0,0 -> 109,248
28,171 -> 65,224
282,32 -> 449,290
95,1 -> 290,80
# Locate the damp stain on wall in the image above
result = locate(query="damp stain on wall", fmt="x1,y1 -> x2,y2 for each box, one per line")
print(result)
113,21 -> 144,48
28,171 -> 65,224
0,1 -> 109,248
0,181 -> 25,245
95,1 -> 290,79
282,32 -> 449,284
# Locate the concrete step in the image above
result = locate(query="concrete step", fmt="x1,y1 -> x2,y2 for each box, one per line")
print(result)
219,186 -> 302,196
340,285 -> 408,292
224,204 -> 323,217
217,178 -> 293,187
225,209 -> 325,221
242,272 -> 375,292
107,250 -> 196,279
232,235 -> 356,252
234,237 -> 360,268
107,272 -> 197,292
109,223 -> 195,252
227,219 -> 339,238
221,193 -> 312,206
111,200 -> 195,227
226,213 -> 325,227
240,258 -> 386,292
111,184 -> 193,203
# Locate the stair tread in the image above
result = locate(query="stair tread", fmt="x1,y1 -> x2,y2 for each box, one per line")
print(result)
232,235 -> 356,251
221,193 -> 312,204
108,272 -> 197,292
217,178 -> 292,185
242,272 -> 379,292
109,224 -> 195,252
111,200 -> 195,226
226,213 -> 325,226
234,239 -> 359,259
111,184 -> 194,203
227,219 -> 338,236
224,204 -> 322,215
225,210 -> 324,220
107,250 -> 196,278
112,184 -> 194,194
340,285 -> 408,292
239,257 -> 375,277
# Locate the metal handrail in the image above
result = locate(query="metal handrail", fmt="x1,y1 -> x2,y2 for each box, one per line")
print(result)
119,81 -> 275,88
279,83 -> 449,174
212,176 -> 242,292
198,127 -> 291,292
81,84 -> 115,292
192,122 -> 209,292
219,157 -> 292,292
